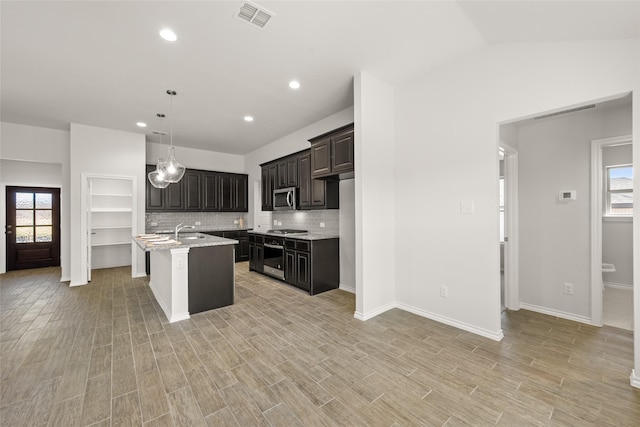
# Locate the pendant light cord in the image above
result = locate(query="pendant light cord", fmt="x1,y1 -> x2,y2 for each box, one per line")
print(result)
167,89 -> 177,149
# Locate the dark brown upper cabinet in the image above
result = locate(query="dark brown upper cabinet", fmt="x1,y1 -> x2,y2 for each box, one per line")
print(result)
202,172 -> 219,211
146,165 -> 247,213
184,170 -> 202,211
277,155 -> 298,189
261,163 -> 277,211
309,123 -> 354,179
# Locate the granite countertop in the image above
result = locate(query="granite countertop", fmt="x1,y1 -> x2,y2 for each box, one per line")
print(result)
248,230 -> 339,241
146,227 -> 252,234
133,232 -> 239,251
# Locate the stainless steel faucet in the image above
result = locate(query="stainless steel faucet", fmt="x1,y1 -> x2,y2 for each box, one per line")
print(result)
175,223 -> 195,239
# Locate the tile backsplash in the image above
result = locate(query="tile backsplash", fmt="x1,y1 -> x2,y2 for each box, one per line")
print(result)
145,210 -> 339,235
145,212 -> 247,232
272,210 -> 339,235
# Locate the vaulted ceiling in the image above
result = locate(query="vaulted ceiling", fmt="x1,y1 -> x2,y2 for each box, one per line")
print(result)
2,1 -> 638,154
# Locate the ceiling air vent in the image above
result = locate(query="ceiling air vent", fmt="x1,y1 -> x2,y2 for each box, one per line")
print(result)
235,1 -> 275,29
533,104 -> 595,120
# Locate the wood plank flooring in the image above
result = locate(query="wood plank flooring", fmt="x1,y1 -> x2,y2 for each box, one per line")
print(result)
1,264 -> 638,426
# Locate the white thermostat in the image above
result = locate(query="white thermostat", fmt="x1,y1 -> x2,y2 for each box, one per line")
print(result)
559,190 -> 576,201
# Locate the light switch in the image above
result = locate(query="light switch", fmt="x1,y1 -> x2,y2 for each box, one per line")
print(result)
460,201 -> 475,214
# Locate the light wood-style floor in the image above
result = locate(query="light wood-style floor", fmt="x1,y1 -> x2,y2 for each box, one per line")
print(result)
1,264 -> 639,426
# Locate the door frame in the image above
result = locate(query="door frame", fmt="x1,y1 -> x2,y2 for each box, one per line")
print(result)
5,186 -> 61,271
500,143 -> 520,311
79,173 -> 138,286
590,134 -> 632,326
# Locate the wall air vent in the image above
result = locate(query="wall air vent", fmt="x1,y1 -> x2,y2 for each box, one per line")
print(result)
235,1 -> 275,29
533,104 -> 596,120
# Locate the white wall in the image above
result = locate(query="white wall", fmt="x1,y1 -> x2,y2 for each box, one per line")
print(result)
0,122 -> 71,279
354,71 -> 396,319
517,106 -> 631,319
70,123 -> 146,285
603,143 -> 633,287
393,40 -> 639,341
146,142 -> 244,173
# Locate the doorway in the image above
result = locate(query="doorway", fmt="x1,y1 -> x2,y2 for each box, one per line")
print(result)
5,186 -> 61,271
591,135 -> 633,329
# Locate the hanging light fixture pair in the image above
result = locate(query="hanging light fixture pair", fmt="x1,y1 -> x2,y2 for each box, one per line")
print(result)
148,90 -> 186,188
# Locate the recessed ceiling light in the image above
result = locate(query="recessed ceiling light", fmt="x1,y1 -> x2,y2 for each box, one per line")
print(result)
159,28 -> 177,42
244,115 -> 254,122
289,80 -> 301,89
136,122 -> 147,128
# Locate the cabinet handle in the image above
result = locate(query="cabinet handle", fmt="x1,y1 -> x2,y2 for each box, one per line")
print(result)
286,192 -> 292,207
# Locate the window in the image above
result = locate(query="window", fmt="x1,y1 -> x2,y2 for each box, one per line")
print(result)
15,192 -> 53,243
606,164 -> 633,216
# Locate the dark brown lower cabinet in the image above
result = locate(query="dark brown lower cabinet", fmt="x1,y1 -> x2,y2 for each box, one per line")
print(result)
202,230 -> 249,262
282,236 -> 338,295
249,234 -> 264,273
188,245 -> 234,314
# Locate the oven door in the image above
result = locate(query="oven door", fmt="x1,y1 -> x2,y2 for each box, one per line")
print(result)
263,241 -> 284,280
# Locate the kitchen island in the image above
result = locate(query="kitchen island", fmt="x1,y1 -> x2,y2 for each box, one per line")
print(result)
134,233 -> 238,323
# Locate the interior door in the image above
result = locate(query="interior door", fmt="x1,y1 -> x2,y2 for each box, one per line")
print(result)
5,186 -> 60,271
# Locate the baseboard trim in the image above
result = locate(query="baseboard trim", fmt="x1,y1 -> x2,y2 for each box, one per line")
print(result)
630,369 -> 640,389
339,283 -> 355,294
69,281 -> 88,287
397,302 -> 504,342
604,281 -> 633,290
60,276 -> 71,283
519,303 -> 593,325
132,272 -> 147,279
353,302 -> 396,321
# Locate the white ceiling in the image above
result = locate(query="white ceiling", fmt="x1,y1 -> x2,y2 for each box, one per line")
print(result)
2,1 -> 638,155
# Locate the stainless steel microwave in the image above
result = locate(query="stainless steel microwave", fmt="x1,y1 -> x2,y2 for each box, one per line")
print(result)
273,187 -> 297,211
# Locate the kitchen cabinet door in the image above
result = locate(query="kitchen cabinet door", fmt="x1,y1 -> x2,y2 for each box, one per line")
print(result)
233,174 -> 248,212
277,159 -> 288,189
295,252 -> 310,291
202,172 -> 219,211
310,140 -> 331,177
298,153 -> 311,208
331,128 -> 354,173
164,180 -> 185,210
184,170 -> 202,211
145,165 -> 165,211
284,250 -> 296,285
261,164 -> 277,211
218,173 -> 234,211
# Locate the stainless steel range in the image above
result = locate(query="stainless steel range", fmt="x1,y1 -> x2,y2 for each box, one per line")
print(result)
266,229 -> 307,235
262,230 -> 307,280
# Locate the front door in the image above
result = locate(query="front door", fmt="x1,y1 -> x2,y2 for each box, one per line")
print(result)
5,186 -> 61,271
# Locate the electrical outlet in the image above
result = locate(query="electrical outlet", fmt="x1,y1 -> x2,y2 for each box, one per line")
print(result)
195,221 -> 201,226
320,222 -> 325,228
150,222 -> 158,227
563,282 -> 574,295
440,285 -> 448,298
233,220 -> 238,224
176,258 -> 184,269
277,221 -> 282,226
273,219 -> 278,225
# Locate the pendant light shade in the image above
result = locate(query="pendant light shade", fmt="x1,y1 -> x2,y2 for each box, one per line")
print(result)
147,89 -> 185,187
148,160 -> 170,188
158,146 -> 185,183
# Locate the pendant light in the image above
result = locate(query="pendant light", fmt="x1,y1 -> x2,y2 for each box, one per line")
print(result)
147,113 -> 170,188
157,89 -> 186,183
